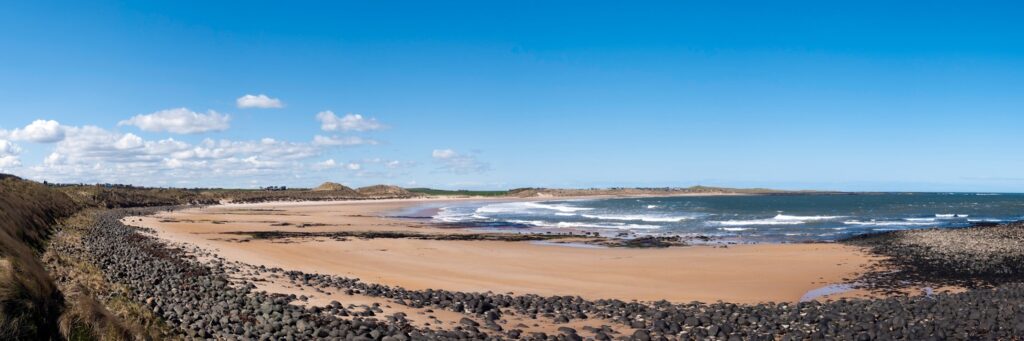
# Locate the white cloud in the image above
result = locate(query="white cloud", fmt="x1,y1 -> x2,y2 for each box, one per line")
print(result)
332,158 -> 417,179
6,119 -> 66,143
0,139 -> 21,155
431,148 -> 490,174
312,135 -> 378,147
7,112 -> 394,186
0,139 -> 21,169
432,149 -> 456,159
312,159 -> 337,170
23,124 -> 331,186
163,158 -> 183,169
316,111 -> 384,132
44,152 -> 64,166
236,94 -> 284,109
114,133 -> 144,150
0,155 -> 20,168
119,108 -> 230,134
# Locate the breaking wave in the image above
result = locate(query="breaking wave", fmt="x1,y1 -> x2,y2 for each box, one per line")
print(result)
580,213 -> 692,223
719,227 -> 751,231
475,202 -> 593,214
843,220 -> 940,227
505,219 -> 660,230
714,214 -> 844,226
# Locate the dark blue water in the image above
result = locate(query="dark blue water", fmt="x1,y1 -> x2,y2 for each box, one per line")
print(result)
427,193 -> 1024,242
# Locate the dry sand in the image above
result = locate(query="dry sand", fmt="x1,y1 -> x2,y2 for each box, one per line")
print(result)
125,198 -> 880,305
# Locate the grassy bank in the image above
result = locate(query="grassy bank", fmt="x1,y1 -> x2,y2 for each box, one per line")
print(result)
0,174 -> 77,339
0,175 -> 199,339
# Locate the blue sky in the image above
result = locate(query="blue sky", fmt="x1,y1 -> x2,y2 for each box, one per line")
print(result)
1,1 -> 1022,191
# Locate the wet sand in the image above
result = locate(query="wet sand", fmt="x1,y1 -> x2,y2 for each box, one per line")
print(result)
125,199 -> 880,304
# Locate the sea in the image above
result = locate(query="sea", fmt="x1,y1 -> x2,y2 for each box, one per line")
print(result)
405,193 -> 1024,242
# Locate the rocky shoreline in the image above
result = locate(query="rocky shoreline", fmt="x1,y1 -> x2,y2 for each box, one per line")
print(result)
843,221 -> 1024,291
52,206 -> 1024,339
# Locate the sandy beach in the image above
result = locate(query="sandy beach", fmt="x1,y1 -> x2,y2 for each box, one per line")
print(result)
126,198 -> 879,304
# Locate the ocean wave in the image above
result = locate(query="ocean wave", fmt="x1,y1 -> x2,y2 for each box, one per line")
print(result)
713,214 -> 843,226
551,221 -> 661,230
475,201 -> 593,214
646,205 -> 660,209
580,213 -> 691,223
502,219 -> 660,230
773,214 -> 846,221
432,207 -> 479,223
506,219 -> 547,226
843,220 -> 939,227
716,219 -> 804,226
904,218 -> 936,222
719,227 -> 751,231
935,214 -> 969,219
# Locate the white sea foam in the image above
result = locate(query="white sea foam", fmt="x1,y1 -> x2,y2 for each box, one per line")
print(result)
904,218 -> 936,222
506,219 -> 547,226
580,213 -> 691,223
475,201 -> 593,214
843,220 -> 939,227
503,219 -> 658,230
646,205 -> 660,209
719,227 -> 751,231
532,202 -> 594,212
935,214 -> 969,219
432,207 -> 478,223
773,214 -> 845,221
550,221 -> 661,230
714,214 -> 842,226
554,212 -> 577,216
716,219 -> 804,226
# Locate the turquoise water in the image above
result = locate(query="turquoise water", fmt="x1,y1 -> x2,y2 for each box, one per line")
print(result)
423,193 -> 1024,242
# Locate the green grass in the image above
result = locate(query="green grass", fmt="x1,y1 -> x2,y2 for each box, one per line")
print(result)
405,188 -> 509,197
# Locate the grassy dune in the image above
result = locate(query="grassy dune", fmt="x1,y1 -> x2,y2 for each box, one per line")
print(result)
0,174 -> 77,339
0,176 -> 201,339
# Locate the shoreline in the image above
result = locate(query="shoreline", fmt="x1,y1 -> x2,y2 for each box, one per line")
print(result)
17,171 -> 1018,339
83,207 -> 1024,339
125,197 -> 882,304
